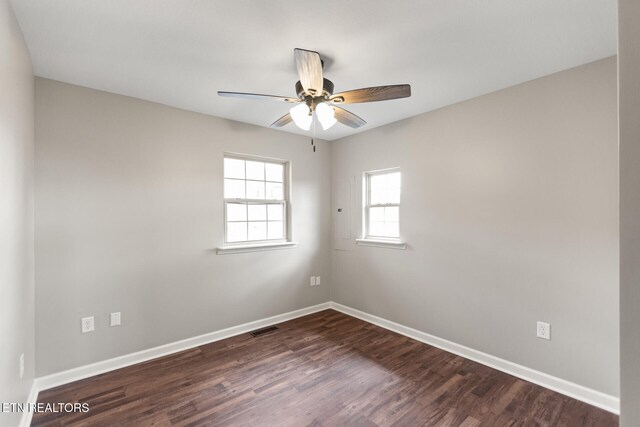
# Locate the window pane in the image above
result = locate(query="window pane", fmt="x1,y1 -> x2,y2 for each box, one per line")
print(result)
246,180 -> 265,199
369,221 -> 399,238
266,182 -> 284,200
387,172 -> 401,189
265,163 -> 284,182
369,171 -> 401,204
386,172 -> 401,204
386,189 -> 400,204
268,221 -> 284,239
384,222 -> 400,237
227,203 -> 247,221
369,174 -> 387,204
227,222 -> 247,242
224,179 -> 245,199
224,158 -> 245,179
248,204 -> 267,221
246,161 -> 265,180
267,204 -> 283,221
385,206 -> 399,222
369,221 -> 385,237
369,207 -> 384,222
248,221 -> 267,240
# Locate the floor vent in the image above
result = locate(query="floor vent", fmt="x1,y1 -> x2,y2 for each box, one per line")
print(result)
250,326 -> 279,337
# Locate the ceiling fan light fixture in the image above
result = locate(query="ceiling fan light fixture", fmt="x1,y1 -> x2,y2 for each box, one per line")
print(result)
290,103 -> 312,130
219,49 -> 410,132
316,102 -> 337,130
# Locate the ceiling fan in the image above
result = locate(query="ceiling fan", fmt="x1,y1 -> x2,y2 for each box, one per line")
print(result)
218,48 -> 411,132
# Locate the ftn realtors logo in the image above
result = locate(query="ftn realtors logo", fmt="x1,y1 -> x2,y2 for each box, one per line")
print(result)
2,402 -> 90,413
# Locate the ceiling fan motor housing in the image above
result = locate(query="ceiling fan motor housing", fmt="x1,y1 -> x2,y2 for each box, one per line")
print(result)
295,78 -> 334,99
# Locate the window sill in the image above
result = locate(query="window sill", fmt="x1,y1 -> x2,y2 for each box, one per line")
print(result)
355,238 -> 406,250
217,241 -> 298,255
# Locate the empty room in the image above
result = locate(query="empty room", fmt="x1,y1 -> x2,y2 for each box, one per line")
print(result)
2,0 -> 640,426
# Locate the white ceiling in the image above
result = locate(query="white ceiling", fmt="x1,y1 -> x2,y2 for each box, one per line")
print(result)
12,0 -> 617,141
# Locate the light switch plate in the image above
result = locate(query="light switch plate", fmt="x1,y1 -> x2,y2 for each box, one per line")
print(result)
110,312 -> 121,327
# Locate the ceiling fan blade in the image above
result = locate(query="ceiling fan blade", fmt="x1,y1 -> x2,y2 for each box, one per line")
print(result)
294,48 -> 324,97
333,106 -> 367,129
218,91 -> 300,103
329,84 -> 411,104
270,113 -> 293,128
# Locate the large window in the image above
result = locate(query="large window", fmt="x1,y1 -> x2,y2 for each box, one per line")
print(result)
224,154 -> 289,244
364,168 -> 401,239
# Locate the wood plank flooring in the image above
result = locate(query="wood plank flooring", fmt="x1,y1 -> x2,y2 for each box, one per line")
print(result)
32,310 -> 618,426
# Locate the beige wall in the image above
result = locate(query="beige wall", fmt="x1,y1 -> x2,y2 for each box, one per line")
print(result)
330,57 -> 619,396
619,0 -> 640,423
0,0 -> 35,425
34,78 -> 331,376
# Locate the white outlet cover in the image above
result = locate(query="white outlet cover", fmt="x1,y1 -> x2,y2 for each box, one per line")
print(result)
316,276 -> 321,286
537,321 -> 551,340
110,312 -> 121,327
81,316 -> 95,333
310,276 -> 316,286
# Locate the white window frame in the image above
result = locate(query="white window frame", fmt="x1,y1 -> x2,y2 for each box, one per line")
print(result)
357,167 -> 406,249
220,153 -> 294,252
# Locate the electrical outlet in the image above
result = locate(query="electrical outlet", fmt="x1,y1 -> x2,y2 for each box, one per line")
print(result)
310,276 -> 316,287
110,312 -> 121,327
81,316 -> 95,333
19,353 -> 24,379
537,321 -> 551,340
315,276 -> 321,286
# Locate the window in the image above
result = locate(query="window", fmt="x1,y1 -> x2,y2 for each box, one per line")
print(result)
224,154 -> 288,244
364,168 -> 401,239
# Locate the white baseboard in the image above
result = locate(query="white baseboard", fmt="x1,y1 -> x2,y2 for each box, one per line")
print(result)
31,300 -> 619,417
18,381 -> 39,427
35,302 -> 331,392
328,301 -> 620,415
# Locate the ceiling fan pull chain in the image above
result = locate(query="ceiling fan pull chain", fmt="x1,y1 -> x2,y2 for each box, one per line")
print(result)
311,114 -> 317,153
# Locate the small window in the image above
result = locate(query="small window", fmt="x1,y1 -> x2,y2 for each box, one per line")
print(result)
364,168 -> 401,239
224,154 -> 289,244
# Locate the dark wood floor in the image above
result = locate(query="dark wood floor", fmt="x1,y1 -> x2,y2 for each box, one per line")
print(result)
33,310 -> 617,426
